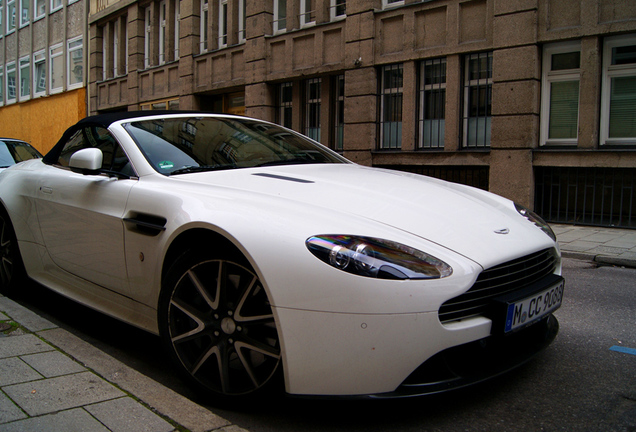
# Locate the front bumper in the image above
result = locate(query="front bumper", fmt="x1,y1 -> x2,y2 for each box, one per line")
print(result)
372,314 -> 559,398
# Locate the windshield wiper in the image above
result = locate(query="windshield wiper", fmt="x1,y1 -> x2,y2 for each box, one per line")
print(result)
169,164 -> 236,175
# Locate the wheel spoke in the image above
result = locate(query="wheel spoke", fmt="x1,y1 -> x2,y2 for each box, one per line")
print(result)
188,267 -> 220,311
234,276 -> 273,323
169,297 -> 206,343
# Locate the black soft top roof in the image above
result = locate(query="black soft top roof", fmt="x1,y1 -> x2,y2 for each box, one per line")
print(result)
43,110 -> 198,164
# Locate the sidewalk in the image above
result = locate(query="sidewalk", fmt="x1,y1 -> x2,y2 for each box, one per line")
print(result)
552,224 -> 636,268
1,224 -> 635,432
0,294 -> 246,432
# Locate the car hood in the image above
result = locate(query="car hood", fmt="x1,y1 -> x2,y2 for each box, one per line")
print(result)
171,163 -> 555,269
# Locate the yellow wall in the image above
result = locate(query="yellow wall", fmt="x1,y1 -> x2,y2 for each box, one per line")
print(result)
0,89 -> 87,155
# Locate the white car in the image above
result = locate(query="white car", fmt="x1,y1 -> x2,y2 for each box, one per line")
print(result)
0,112 -> 564,401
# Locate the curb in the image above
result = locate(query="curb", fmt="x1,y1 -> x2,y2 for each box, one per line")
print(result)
561,251 -> 636,269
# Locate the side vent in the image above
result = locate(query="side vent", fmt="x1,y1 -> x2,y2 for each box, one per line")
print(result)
123,213 -> 167,236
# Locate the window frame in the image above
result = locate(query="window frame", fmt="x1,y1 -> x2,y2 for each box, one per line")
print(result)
0,65 -> 4,106
379,63 -> 403,150
278,81 -> 293,129
67,35 -> 83,89
34,0 -> 44,20
332,74 -> 345,151
6,61 -> 16,103
273,0 -> 286,34
418,57 -> 446,149
49,0 -> 61,13
462,51 -> 492,149
300,0 -> 315,28
329,0 -> 345,21
19,55 -> 30,101
540,41 -> 581,147
218,0 -> 227,48
200,0 -> 208,53
7,0 -> 16,34
304,77 -> 321,142
33,49 -> 46,97
600,34 -> 636,146
238,0 -> 245,43
144,6 -> 151,68
158,0 -> 166,64
174,0 -> 180,58
49,43 -> 63,93
382,0 -> 403,9
19,0 -> 28,27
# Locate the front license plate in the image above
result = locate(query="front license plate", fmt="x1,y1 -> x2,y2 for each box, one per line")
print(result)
504,281 -> 564,332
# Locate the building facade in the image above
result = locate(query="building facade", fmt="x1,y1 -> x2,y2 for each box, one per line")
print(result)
89,0 -> 636,228
0,0 -> 87,153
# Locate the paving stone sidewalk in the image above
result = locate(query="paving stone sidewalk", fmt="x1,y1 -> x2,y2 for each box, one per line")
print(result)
0,294 -> 246,432
553,224 -> 636,268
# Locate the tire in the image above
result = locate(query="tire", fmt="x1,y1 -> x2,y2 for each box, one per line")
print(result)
159,248 -> 282,402
0,210 -> 25,296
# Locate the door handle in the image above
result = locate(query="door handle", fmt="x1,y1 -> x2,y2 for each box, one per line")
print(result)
40,186 -> 53,195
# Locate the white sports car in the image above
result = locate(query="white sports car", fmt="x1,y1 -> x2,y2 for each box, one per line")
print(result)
0,112 -> 564,401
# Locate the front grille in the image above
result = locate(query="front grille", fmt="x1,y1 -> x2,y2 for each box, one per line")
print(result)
439,248 -> 559,322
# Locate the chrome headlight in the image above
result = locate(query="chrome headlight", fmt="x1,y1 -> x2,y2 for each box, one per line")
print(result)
306,235 -> 453,280
515,203 -> 557,241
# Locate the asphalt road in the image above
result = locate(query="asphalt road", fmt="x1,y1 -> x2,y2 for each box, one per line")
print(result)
14,258 -> 636,431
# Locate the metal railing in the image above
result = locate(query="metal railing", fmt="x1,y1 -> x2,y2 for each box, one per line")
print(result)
535,167 -> 636,229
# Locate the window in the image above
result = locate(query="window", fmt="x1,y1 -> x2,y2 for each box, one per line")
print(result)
463,52 -> 492,148
382,0 -> 403,9
273,0 -> 285,33
300,0 -> 314,27
0,65 -> 4,105
19,0 -> 27,27
601,34 -> 636,146
6,61 -> 16,103
50,0 -> 61,13
49,43 -> 63,93
140,97 -> 179,110
540,42 -> 580,146
7,0 -> 15,33
57,127 -> 134,177
144,6 -> 151,67
332,74 -> 344,151
380,64 -> 403,149
33,50 -> 46,96
34,0 -> 44,19
330,0 -> 345,21
113,20 -> 119,76
1,0 -> 4,36
67,36 -> 83,88
278,82 -> 293,129
19,56 -> 29,100
159,0 -> 166,64
419,58 -> 446,149
304,78 -> 321,141
219,0 -> 227,47
174,0 -> 180,58
200,0 -> 208,52
238,0 -> 245,43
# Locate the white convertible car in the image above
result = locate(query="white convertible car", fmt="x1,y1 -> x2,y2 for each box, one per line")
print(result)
0,112 -> 564,401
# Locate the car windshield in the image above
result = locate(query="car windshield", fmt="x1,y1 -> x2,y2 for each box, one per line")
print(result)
0,140 -> 42,168
123,117 -> 347,175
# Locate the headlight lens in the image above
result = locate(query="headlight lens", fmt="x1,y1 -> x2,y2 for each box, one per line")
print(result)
515,203 -> 557,241
306,235 -> 453,280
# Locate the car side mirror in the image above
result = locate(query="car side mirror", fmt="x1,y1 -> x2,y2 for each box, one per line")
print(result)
69,148 -> 103,175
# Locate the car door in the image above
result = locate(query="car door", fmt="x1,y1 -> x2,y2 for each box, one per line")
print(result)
35,125 -> 136,295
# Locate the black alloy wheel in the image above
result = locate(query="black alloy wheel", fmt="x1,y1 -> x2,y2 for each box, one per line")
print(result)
160,250 -> 281,400
0,212 -> 24,295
